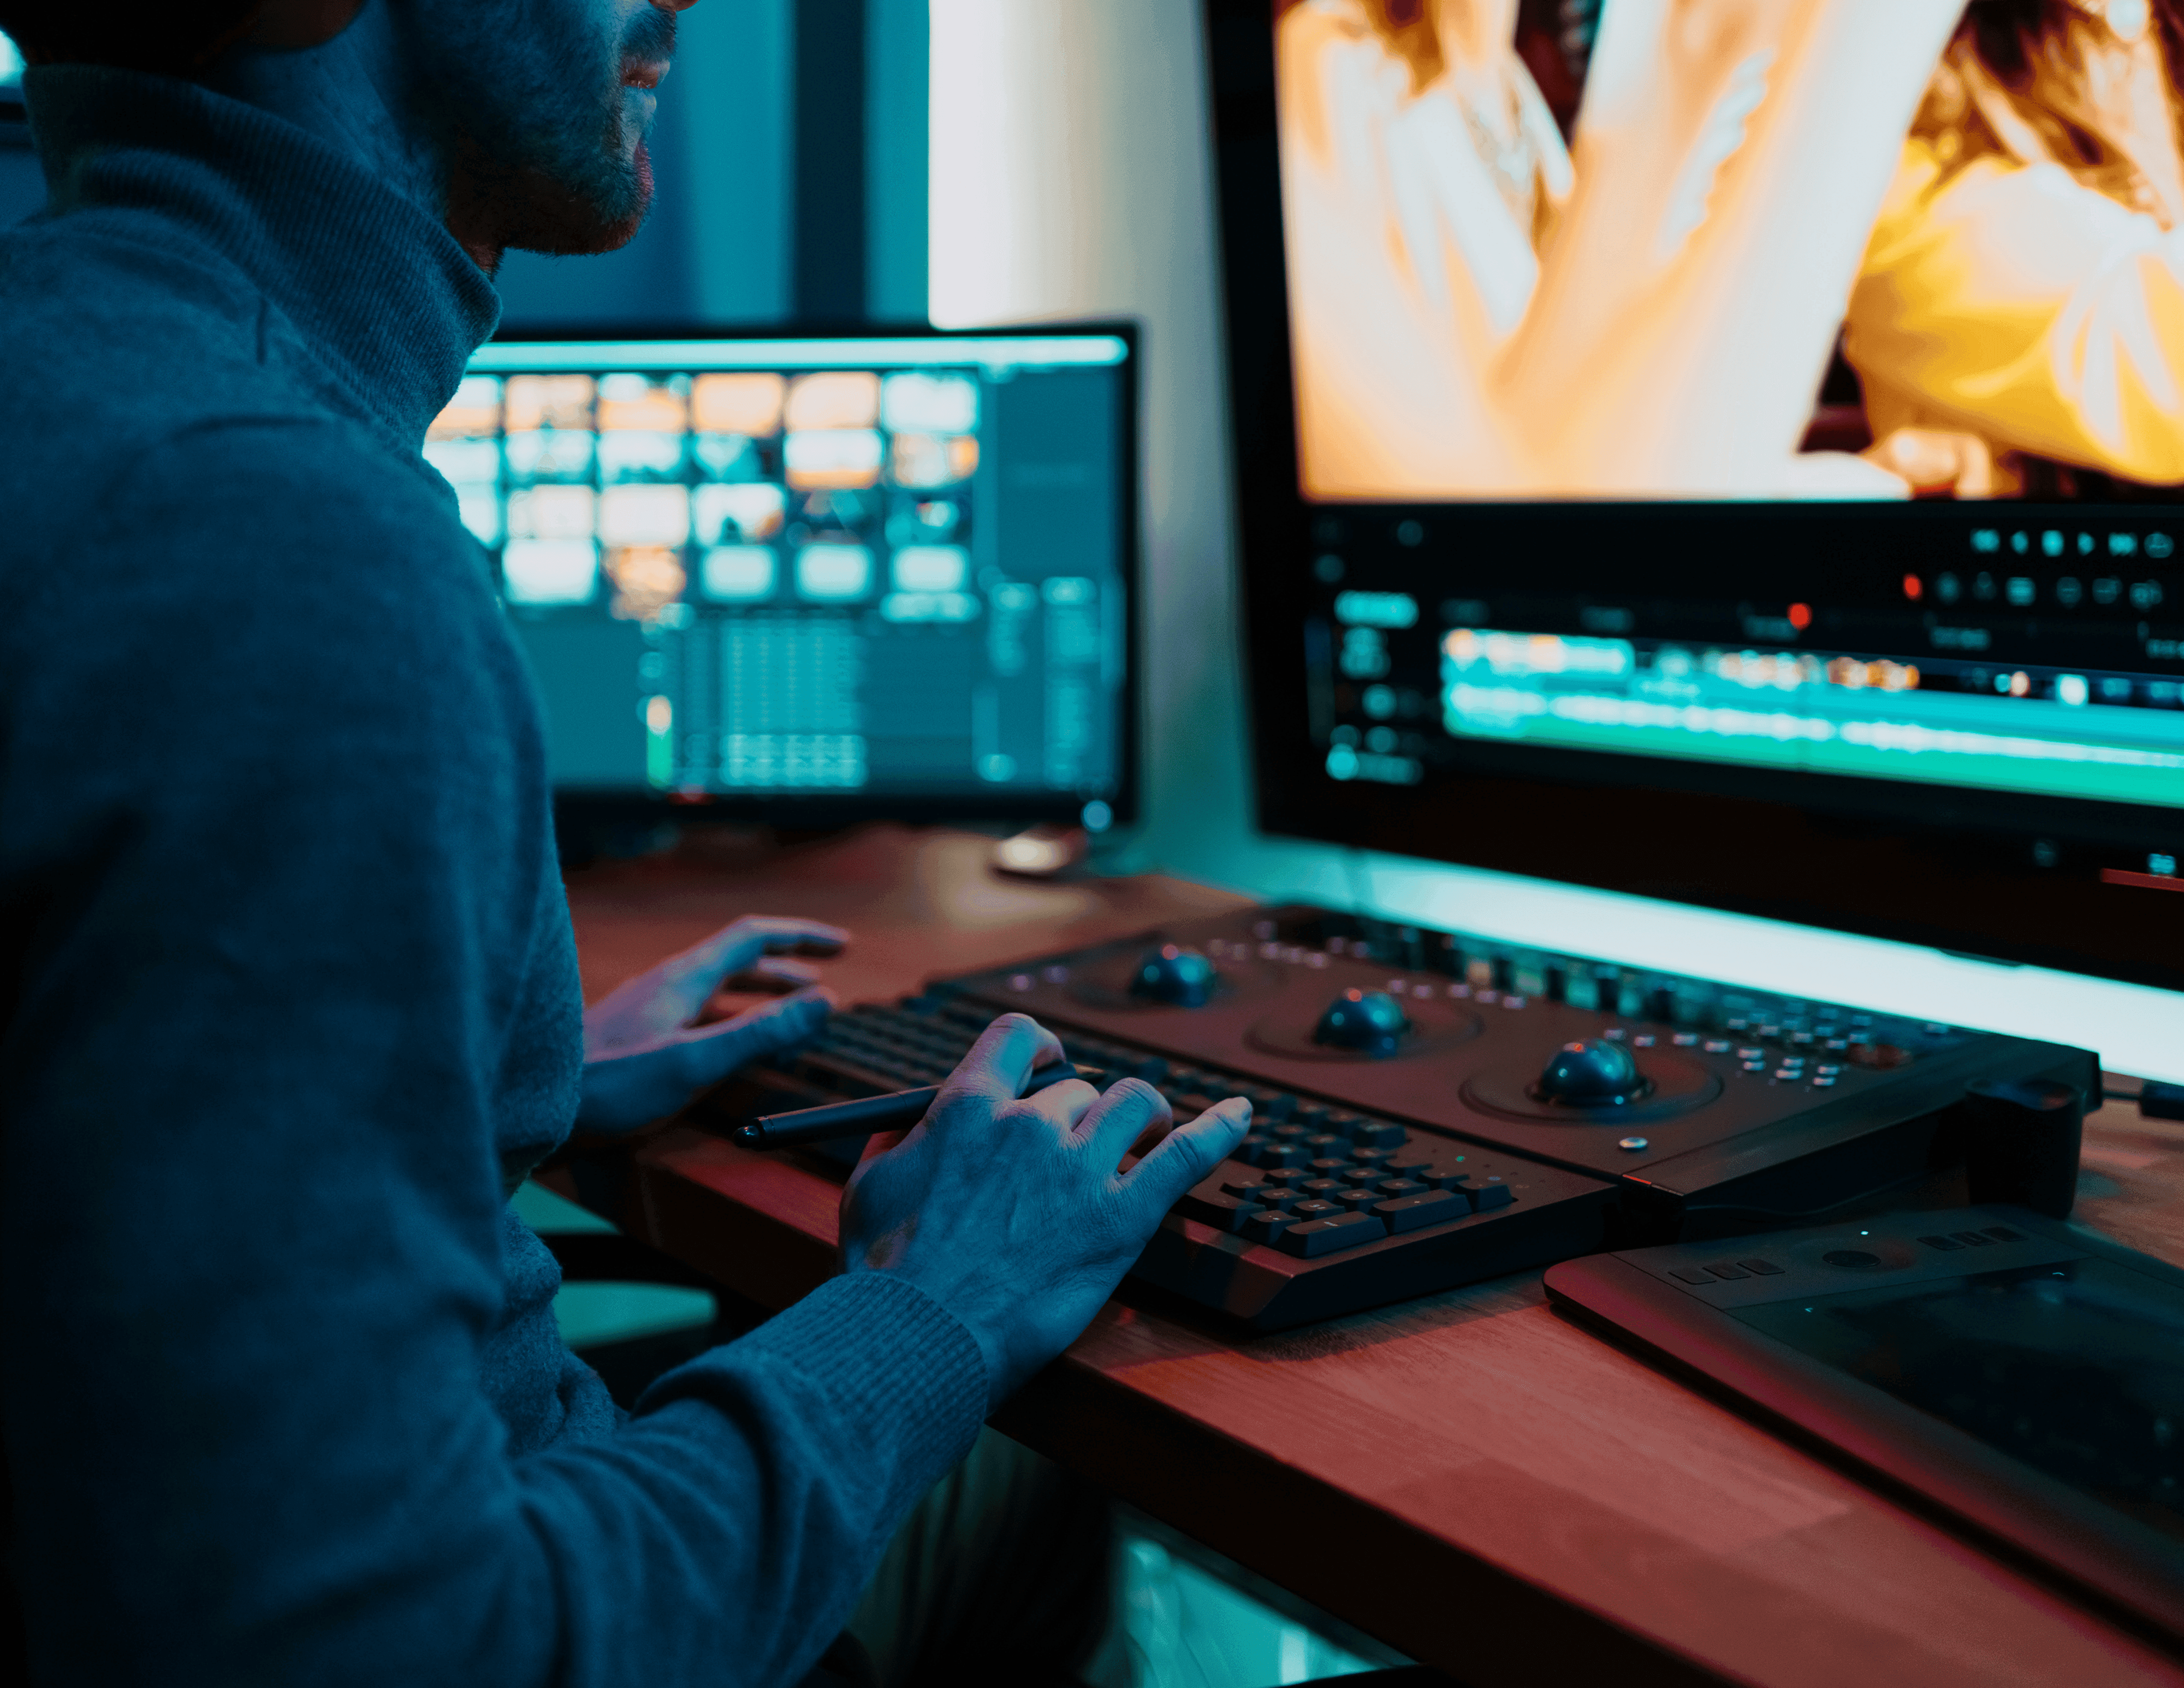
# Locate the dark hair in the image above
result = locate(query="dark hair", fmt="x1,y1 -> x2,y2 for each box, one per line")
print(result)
0,1 -> 266,76
1920,1 -> 2184,203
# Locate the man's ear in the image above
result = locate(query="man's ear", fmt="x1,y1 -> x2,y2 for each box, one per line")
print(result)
247,0 -> 367,51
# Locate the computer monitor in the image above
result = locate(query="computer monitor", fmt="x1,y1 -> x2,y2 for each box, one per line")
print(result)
432,324 -> 1136,829
1208,1 -> 2184,992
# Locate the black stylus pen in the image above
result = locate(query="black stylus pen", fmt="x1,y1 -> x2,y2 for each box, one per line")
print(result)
736,1060 -> 1090,1149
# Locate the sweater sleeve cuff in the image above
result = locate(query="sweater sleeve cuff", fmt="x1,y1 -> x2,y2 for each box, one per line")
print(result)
643,1270 -> 989,1513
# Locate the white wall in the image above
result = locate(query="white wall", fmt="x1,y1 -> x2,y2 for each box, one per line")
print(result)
924,0 -> 2184,1081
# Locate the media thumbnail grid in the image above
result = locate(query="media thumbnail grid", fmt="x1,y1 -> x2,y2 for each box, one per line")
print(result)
424,368 -> 984,624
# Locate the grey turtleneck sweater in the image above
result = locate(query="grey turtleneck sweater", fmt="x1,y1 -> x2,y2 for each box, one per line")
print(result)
0,64 -> 984,1688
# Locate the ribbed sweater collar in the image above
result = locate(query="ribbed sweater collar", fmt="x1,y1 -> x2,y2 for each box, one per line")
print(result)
24,64 -> 500,449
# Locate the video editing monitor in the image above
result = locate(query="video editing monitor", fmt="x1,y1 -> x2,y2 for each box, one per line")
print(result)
1209,1 -> 2184,990
433,325 -> 1136,827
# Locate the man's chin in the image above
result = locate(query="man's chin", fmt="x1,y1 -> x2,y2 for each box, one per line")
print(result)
480,146 -> 653,260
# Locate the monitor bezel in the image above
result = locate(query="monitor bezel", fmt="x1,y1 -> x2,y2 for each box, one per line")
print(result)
1201,2 -> 2184,994
479,318 -> 1142,833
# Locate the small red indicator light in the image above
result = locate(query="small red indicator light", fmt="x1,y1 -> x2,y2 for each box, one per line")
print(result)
1903,573 -> 1922,600
1788,602 -> 1813,630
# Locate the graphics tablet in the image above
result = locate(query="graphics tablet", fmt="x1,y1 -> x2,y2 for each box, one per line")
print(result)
1545,1209 -> 2184,1646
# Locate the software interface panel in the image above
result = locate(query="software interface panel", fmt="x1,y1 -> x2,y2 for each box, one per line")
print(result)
431,334 -> 1131,813
1263,1 -> 2184,889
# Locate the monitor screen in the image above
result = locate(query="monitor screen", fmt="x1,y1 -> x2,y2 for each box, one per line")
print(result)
1209,1 -> 2184,988
433,327 -> 1135,825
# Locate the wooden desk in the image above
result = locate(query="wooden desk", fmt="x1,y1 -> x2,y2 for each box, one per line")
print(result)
562,825 -> 2184,1688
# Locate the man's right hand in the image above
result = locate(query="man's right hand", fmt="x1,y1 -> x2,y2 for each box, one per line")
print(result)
839,1012 -> 1253,1411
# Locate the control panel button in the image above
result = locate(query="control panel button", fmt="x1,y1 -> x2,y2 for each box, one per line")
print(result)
1821,1249 -> 1883,1268
1671,1268 -> 1716,1285
1705,1263 -> 1750,1280
1984,1225 -> 2027,1242
1919,1234 -> 1963,1250
1951,1230 -> 1997,1247
1738,1259 -> 1785,1276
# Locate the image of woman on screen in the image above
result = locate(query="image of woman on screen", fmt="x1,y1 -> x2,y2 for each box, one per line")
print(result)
1847,0 -> 2184,500
1276,0 -> 1574,493
1279,0 -> 1965,499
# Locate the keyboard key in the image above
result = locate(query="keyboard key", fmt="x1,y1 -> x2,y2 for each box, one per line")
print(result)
1348,1148 -> 1397,1171
1469,1180 -> 1514,1211
1257,1145 -> 1309,1170
1262,1167 -> 1312,1189
1254,1188 -> 1298,1212
1376,1178 -> 1428,1199
1248,1089 -> 1297,1123
1298,1180 -> 1344,1199
1276,1210 -> 1387,1257
1236,1134 -> 1272,1165
1338,1165 -> 1387,1186
1372,1188 -> 1465,1233
1738,1259 -> 1785,1275
1178,1191 -> 1266,1233
1332,1188 -> 1381,1210
1242,1210 -> 1296,1245
1288,1199 -> 1343,1222
1351,1121 -> 1408,1150
1219,1177 -> 1268,1199
1388,1159 -> 1435,1180
1307,1158 -> 1351,1178
1304,1134 -> 1351,1160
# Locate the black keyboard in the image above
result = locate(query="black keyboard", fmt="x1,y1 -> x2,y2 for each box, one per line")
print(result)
711,993 -> 1615,1329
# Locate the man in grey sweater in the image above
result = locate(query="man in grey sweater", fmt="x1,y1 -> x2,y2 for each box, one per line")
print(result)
0,2 -> 1250,1682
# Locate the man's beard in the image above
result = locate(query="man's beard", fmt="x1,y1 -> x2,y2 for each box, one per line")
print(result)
407,1 -> 676,261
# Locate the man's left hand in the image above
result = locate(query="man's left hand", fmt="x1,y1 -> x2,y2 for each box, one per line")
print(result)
578,916 -> 847,1132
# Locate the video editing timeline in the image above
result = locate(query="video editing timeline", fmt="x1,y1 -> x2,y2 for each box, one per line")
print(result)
434,334 -> 1130,810
1310,513 -> 2184,858
720,907 -> 2094,1328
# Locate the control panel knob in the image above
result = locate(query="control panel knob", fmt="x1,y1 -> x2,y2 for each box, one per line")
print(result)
1311,988 -> 1409,1057
1535,1038 -> 1646,1106
1130,944 -> 1219,1007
